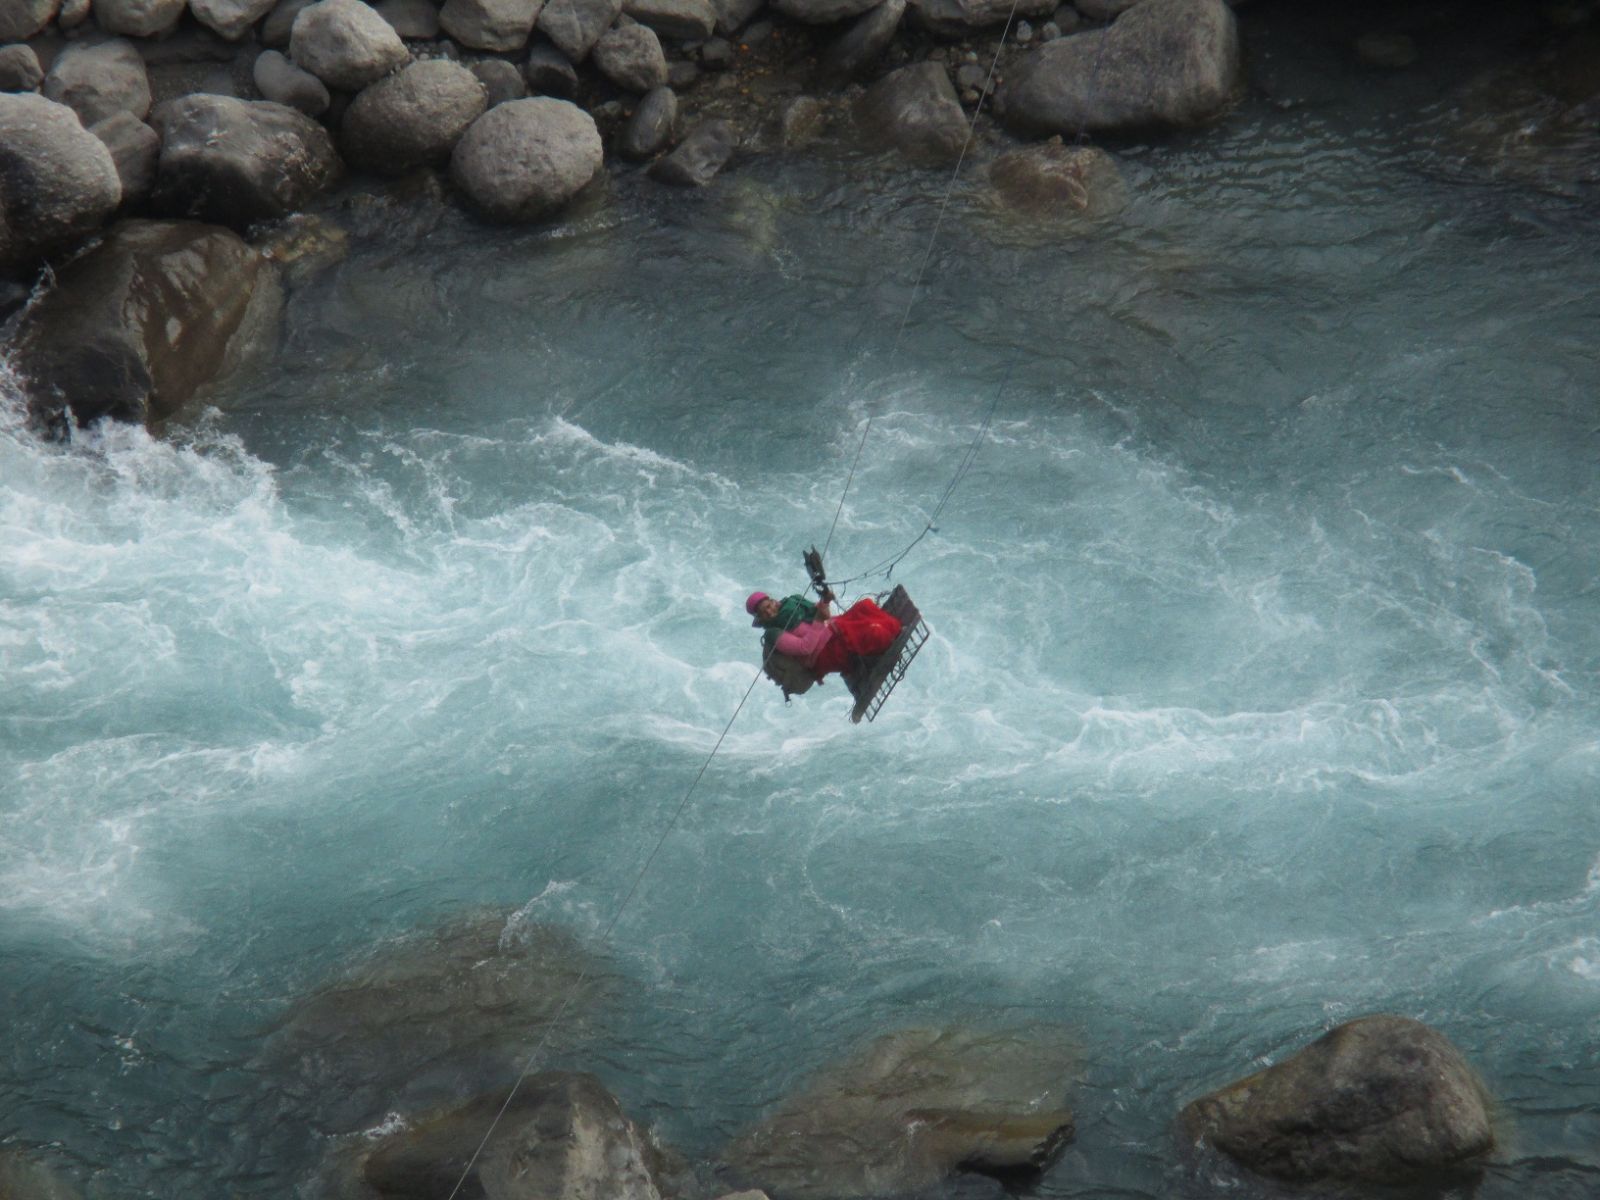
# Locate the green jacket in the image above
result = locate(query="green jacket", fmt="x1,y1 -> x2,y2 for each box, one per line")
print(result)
762,594 -> 818,652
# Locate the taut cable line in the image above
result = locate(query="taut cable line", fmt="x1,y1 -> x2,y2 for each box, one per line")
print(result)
445,3 -> 1030,1191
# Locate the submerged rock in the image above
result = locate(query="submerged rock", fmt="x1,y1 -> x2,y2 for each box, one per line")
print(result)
648,116 -> 735,185
149,94 -> 343,228
1179,1014 -> 1495,1186
1000,0 -> 1242,137
362,1073 -> 667,1200
11,219 -> 282,429
0,1149 -> 81,1200
262,911 -> 612,1130
908,0 -> 1051,38
723,1026 -> 1079,1198
986,136 -> 1126,219
0,94 -> 122,272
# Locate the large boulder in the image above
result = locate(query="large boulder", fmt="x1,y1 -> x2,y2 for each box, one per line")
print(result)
342,59 -> 488,174
449,96 -> 601,221
592,22 -> 667,93
1179,1015 -> 1495,1186
820,0 -> 904,85
909,0 -> 1051,37
11,219 -> 282,429
290,0 -> 411,91
190,0 -> 282,39
439,0 -> 543,52
999,0 -> 1242,137
535,0 -> 622,61
770,0 -> 877,25
854,61 -> 967,164
724,1027 -> 1078,1199
363,1074 -> 665,1200
149,94 -> 343,228
0,94 -> 121,272
261,913 -> 613,1133
623,0 -> 715,41
647,116 -> 734,185
0,0 -> 60,41
92,0 -> 188,36
42,40 -> 151,127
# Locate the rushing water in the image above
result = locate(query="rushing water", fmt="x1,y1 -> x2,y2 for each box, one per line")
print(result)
4,6 -> 1600,1198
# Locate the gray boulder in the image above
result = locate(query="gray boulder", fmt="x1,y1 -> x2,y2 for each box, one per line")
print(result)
524,42 -> 579,94
11,219 -> 282,429
909,0 -> 1050,36
440,0 -> 543,51
1179,1015 -> 1495,1186
820,0 -> 903,84
623,0 -> 715,41
770,0 -> 876,25
1000,0 -> 1242,136
89,112 -> 161,203
58,0 -> 93,28
261,0 -> 316,46
470,58 -> 528,105
724,1027 -> 1078,1199
987,136 -> 1125,218
855,61 -> 966,163
449,96 -> 601,221
190,0 -> 280,38
0,94 -> 121,271
290,0 -> 411,91
375,0 -> 443,37
92,0 -> 188,36
619,83 -> 675,159
363,1074 -> 665,1200
43,39 -> 151,126
0,44 -> 44,93
647,115 -> 733,184
592,22 -> 666,92
253,47 -> 332,115
342,59 -> 487,173
149,94 -> 342,227
535,0 -> 622,59
1074,0 -> 1138,18
711,0 -> 760,34
0,0 -> 59,41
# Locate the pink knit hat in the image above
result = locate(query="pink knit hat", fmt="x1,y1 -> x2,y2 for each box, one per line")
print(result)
746,591 -> 769,625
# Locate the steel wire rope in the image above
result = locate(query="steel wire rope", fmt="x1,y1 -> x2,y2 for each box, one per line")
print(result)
444,5 -> 1037,1192
819,2 -> 1026,579
443,646 -> 777,1200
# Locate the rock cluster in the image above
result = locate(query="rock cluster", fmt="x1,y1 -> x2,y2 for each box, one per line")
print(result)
0,0 -> 1244,287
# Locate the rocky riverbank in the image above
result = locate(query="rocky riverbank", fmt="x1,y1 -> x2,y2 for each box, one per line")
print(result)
1,0 -> 1251,432
4,0 -> 1598,435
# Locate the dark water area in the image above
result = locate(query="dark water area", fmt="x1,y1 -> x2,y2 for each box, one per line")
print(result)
3,2 -> 1599,1197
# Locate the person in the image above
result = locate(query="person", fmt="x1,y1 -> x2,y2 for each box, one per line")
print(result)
746,587 -> 902,682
